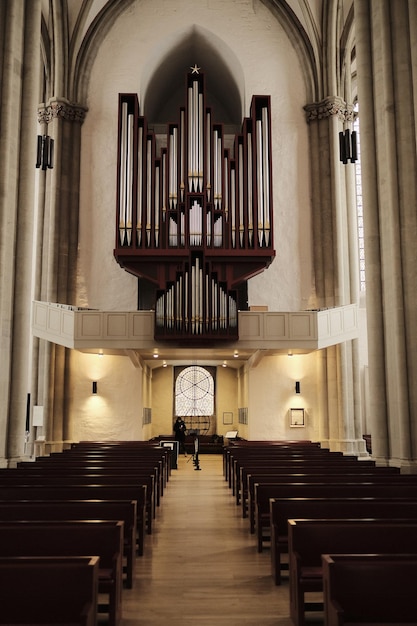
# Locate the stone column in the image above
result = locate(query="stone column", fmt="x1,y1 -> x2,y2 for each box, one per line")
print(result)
304,97 -> 367,455
36,98 -> 87,451
0,1 -> 42,463
355,0 -> 417,469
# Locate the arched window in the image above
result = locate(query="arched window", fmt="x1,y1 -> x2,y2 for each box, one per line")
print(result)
175,365 -> 215,417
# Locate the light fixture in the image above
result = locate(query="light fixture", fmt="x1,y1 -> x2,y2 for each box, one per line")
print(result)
98,351 -> 103,357
222,361 -> 227,368
92,381 -> 98,394
339,129 -> 357,164
233,350 -> 239,358
36,135 -> 54,170
163,360 -> 167,367
295,381 -> 301,394
153,350 -> 159,359
288,351 -> 293,357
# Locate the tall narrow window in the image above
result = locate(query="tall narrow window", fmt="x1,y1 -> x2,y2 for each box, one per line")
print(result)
354,102 -> 365,291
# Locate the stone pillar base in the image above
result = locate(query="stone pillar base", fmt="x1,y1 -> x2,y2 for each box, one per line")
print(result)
321,438 -> 369,457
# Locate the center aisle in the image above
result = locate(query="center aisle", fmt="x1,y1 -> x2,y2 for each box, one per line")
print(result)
122,453 -> 297,626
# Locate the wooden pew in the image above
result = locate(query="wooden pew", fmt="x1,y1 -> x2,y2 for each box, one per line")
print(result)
222,440 -> 322,478
0,555 -> 99,625
60,443 -> 172,483
270,496 -> 417,585
0,483 -> 147,554
288,519 -> 417,626
242,466 -> 400,519
0,469 -> 157,521
0,520 -> 123,626
0,499 -> 137,586
224,442 -> 331,486
254,481 -> 417,552
231,455 -> 378,499
26,456 -> 166,498
322,553 -> 417,626
229,450 -> 352,494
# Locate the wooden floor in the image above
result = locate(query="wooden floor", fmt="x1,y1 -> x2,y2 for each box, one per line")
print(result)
120,453 -> 324,626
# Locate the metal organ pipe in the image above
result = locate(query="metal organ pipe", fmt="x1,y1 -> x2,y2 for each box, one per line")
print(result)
146,137 -> 152,246
118,83 -> 272,255
247,132 -> 253,246
155,259 -> 237,336
223,151 -> 229,223
230,165 -> 236,248
118,102 -> 127,245
206,111 -> 211,202
262,106 -> 270,246
198,91 -> 203,193
137,124 -> 143,245
256,119 -> 264,247
180,110 -> 185,202
161,151 -> 166,222
154,163 -> 159,247
238,140 -> 244,247
116,74 -> 273,341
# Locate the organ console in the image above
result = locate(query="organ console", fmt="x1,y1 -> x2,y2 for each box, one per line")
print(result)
114,67 -> 275,341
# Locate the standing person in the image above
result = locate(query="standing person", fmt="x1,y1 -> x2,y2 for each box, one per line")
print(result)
174,416 -> 187,456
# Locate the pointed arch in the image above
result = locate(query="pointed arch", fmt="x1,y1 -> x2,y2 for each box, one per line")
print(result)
141,25 -> 243,127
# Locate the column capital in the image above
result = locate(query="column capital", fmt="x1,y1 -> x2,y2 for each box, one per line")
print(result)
38,98 -> 88,124
304,96 -> 355,123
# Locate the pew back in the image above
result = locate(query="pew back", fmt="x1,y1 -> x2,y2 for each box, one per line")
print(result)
288,519 -> 417,626
270,496 -> 417,585
322,553 -> 417,625
0,555 -> 99,625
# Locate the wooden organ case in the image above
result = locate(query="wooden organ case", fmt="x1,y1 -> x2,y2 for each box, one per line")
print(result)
114,69 -> 275,342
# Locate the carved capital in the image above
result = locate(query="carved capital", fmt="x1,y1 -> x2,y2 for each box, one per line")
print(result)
304,96 -> 354,123
38,98 -> 88,124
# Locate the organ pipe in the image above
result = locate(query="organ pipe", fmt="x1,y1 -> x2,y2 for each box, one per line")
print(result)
117,80 -> 272,254
115,71 -> 274,341
137,123 -> 143,245
155,256 -> 238,337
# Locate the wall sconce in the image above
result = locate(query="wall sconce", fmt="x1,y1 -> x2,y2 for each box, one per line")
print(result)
339,129 -> 357,164
92,381 -> 98,394
295,381 -> 301,394
36,135 -> 54,170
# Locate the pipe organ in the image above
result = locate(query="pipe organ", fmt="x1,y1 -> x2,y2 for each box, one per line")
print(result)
114,68 -> 275,341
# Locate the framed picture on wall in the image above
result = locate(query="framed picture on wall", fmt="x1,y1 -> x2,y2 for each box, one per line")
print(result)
290,408 -> 305,427
223,412 -> 233,425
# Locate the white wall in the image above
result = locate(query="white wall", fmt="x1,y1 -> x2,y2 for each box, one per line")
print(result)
68,352 -> 144,441
247,353 -> 319,441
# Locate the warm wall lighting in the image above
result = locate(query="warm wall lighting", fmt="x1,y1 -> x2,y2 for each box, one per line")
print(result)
233,350 -> 239,358
163,360 -> 167,367
288,351 -> 293,357
92,381 -> 98,394
295,381 -> 301,394
222,361 -> 227,368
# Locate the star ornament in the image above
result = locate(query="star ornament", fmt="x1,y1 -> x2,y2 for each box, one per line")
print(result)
190,64 -> 201,74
